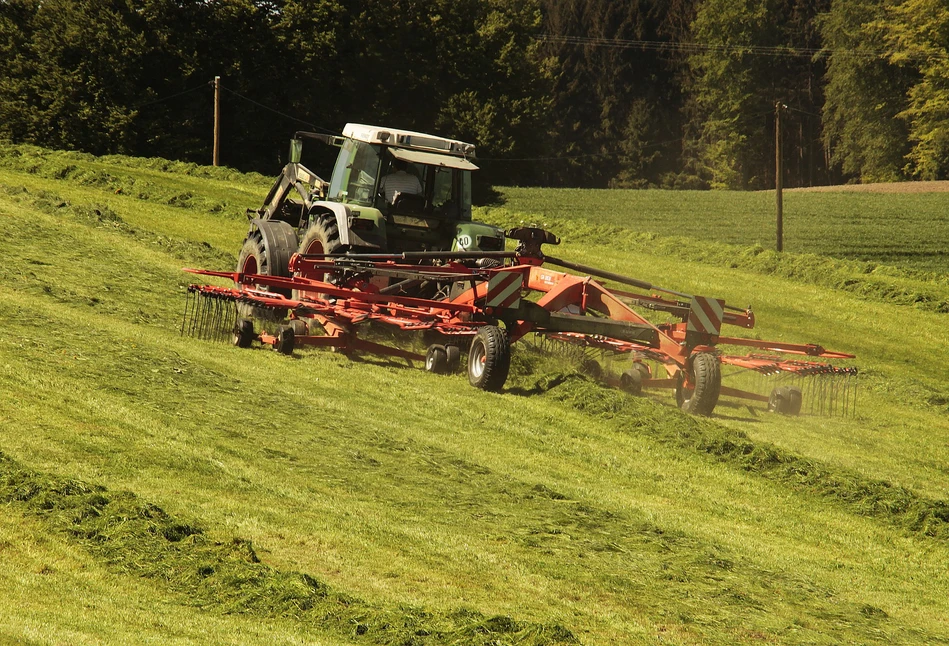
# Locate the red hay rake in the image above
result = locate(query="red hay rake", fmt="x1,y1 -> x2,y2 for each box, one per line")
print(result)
182,227 -> 856,416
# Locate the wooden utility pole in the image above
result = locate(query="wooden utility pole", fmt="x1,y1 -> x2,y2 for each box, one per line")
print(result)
775,100 -> 784,253
213,76 -> 221,167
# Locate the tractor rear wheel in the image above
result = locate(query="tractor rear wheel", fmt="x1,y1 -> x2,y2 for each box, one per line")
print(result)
294,215 -> 343,301
768,386 -> 802,415
675,352 -> 721,416
468,326 -> 510,392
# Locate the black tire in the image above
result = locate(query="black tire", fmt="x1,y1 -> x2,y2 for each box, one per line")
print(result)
581,358 -> 602,379
236,232 -> 289,321
294,214 -> 343,301
768,386 -> 803,415
445,345 -> 461,372
620,369 -> 643,396
233,318 -> 255,348
288,319 -> 308,337
275,326 -> 295,355
675,352 -> 721,416
468,326 -> 511,392
425,345 -> 449,374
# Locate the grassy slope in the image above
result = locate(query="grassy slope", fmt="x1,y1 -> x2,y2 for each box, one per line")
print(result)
2,147 -> 949,644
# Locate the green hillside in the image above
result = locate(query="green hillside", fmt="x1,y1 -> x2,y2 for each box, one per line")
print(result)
2,145 -> 949,645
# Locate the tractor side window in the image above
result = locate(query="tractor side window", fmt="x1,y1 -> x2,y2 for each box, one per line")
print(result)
460,170 -> 472,220
432,167 -> 455,216
328,140 -> 381,206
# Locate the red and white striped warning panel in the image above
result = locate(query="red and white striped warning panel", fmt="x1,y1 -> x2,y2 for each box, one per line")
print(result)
687,296 -> 725,336
486,270 -> 523,309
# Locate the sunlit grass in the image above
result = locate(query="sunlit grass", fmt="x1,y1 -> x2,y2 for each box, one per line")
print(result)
2,149 -> 949,644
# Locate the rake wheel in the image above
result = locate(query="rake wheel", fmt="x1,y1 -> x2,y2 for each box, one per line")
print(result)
233,318 -> 255,348
445,345 -> 461,372
468,326 -> 510,392
275,325 -> 295,355
768,386 -> 802,415
425,345 -> 449,374
675,352 -> 721,416
620,363 -> 650,396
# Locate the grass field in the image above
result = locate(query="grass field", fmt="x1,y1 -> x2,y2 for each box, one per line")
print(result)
494,186 -> 949,273
2,144 -> 949,644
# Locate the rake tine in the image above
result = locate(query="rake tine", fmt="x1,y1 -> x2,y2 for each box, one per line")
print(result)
181,288 -> 193,337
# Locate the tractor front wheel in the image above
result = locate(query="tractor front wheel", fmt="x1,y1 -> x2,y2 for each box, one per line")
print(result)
675,352 -> 721,416
467,326 -> 511,392
294,215 -> 343,301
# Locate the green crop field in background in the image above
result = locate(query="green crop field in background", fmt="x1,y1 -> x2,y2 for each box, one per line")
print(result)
494,187 -> 949,273
2,145 -> 949,645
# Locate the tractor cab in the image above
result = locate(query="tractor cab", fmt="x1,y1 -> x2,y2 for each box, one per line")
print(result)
322,124 -> 501,252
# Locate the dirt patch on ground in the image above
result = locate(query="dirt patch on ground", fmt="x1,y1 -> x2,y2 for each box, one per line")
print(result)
786,180 -> 949,193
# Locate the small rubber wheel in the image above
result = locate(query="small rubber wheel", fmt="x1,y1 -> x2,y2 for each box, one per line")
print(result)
620,369 -> 643,395
233,318 -> 255,348
768,386 -> 803,415
288,319 -> 308,337
675,352 -> 721,416
425,345 -> 449,374
275,326 -> 295,355
581,358 -> 602,378
445,345 -> 461,372
467,326 -> 511,392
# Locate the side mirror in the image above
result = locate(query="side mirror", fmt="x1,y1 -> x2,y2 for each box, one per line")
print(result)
288,138 -> 303,164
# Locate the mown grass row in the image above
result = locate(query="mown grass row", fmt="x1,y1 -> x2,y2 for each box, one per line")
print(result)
3,147 -> 949,643
478,205 -> 949,314
527,371 -> 949,541
0,143 -> 269,221
0,452 -> 575,646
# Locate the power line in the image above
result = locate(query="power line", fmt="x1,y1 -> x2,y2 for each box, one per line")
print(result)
133,82 -> 210,110
537,34 -> 947,61
218,84 -> 338,135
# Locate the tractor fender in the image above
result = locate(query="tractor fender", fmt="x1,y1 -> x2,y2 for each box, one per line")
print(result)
307,201 -> 387,249
247,218 -> 298,277
306,202 -> 354,247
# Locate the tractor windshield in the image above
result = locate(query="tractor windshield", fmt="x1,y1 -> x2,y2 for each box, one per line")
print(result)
328,139 -> 382,206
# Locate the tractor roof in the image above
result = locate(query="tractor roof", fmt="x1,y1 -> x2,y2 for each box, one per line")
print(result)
343,123 -> 476,159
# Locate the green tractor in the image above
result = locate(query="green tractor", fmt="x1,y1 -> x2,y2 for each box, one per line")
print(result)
237,124 -> 505,292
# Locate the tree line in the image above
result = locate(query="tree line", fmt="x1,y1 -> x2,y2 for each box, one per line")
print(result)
1,0 -> 946,190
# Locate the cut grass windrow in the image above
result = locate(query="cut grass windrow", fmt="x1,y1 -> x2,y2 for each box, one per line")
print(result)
0,451 -> 576,646
528,371 -> 949,542
478,207 -> 949,315
0,184 -> 235,271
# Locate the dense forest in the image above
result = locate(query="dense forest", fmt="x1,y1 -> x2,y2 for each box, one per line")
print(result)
1,0 -> 947,190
